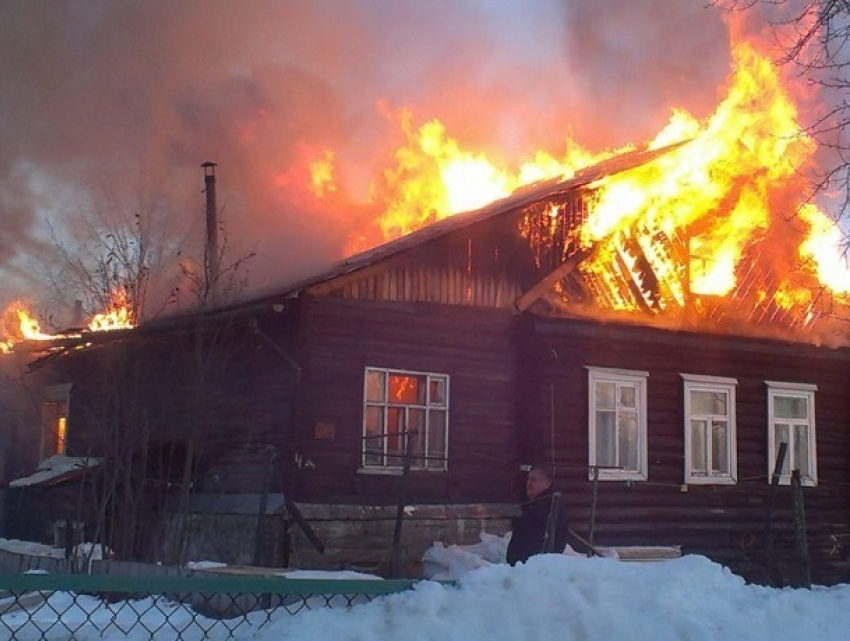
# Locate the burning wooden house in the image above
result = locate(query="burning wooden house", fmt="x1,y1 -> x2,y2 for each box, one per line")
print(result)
4,38 -> 850,585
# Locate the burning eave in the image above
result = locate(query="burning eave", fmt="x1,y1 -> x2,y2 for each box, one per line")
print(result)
11,326 -> 135,372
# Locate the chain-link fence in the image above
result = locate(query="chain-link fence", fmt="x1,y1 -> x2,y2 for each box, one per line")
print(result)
0,572 -> 438,640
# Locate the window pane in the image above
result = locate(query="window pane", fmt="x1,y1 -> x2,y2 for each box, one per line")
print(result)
794,425 -> 810,478
389,374 -> 425,405
619,385 -> 636,409
596,382 -> 615,410
364,369 -> 449,470
427,410 -> 447,470
775,395 -> 807,420
364,406 -> 384,466
711,420 -> 728,473
692,390 -> 726,415
691,420 -> 707,473
775,423 -> 791,475
409,409 -> 426,464
365,370 -> 386,403
386,407 -> 405,466
429,377 -> 447,406
618,412 -> 638,471
596,411 -> 616,466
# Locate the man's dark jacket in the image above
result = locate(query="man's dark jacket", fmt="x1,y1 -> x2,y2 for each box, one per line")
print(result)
506,488 -> 569,565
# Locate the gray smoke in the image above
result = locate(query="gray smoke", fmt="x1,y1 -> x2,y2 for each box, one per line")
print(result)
0,0 -> 733,319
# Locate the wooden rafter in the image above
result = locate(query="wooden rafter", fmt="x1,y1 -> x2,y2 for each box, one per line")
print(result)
514,246 -> 596,312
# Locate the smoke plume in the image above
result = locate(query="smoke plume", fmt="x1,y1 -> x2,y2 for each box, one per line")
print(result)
0,0 -> 734,319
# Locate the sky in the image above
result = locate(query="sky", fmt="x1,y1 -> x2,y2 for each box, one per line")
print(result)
2,539 -> 850,640
0,0 -> 737,323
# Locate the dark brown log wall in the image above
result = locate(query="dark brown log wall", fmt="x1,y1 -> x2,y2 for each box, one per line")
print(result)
288,296 -> 521,505
522,316 -> 850,585
44,322 -> 298,492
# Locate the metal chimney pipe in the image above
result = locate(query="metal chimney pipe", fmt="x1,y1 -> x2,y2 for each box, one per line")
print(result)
71,300 -> 84,327
202,161 -> 219,291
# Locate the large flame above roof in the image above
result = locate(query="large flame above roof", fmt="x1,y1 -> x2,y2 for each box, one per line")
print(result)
307,27 -> 849,334
514,36 -> 849,335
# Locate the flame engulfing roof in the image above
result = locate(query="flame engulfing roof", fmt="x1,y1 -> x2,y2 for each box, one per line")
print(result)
272,143 -> 688,301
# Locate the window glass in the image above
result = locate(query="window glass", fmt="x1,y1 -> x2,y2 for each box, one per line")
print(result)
389,374 -> 425,405
619,385 -> 636,409
386,406 -> 405,457
767,384 -> 817,486
409,409 -> 426,462
711,420 -> 728,473
683,375 -> 736,484
427,411 -> 447,469
691,390 -> 726,415
775,395 -> 807,420
691,419 -> 707,474
363,368 -> 449,472
42,390 -> 71,458
365,370 -> 386,403
794,425 -> 810,478
774,423 -> 791,475
596,382 -> 615,410
617,412 -> 638,470
429,378 -> 446,406
588,368 -> 648,481
595,411 -> 617,467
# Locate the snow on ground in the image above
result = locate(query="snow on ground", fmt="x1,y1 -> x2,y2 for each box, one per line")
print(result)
3,552 -> 850,640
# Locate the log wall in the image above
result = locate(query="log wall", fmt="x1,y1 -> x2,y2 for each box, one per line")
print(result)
286,296 -> 522,506
522,316 -> 850,585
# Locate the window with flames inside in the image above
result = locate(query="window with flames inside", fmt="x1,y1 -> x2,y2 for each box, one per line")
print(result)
363,368 -> 449,471
41,384 -> 71,458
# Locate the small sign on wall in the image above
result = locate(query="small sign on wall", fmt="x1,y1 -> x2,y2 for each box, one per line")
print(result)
314,422 -> 336,440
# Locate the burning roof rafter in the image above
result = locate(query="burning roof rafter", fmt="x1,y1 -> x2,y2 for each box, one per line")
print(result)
515,187 -> 848,343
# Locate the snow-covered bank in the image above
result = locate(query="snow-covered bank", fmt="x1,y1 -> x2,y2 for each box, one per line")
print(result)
3,554 -> 850,640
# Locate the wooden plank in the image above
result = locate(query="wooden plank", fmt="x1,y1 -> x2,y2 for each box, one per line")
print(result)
515,246 -> 595,311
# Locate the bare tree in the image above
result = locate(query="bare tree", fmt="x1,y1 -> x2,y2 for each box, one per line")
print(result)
43,186 -> 187,328
36,170 -> 258,563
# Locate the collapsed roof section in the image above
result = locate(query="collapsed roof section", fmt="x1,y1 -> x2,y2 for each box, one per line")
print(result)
513,176 -> 850,346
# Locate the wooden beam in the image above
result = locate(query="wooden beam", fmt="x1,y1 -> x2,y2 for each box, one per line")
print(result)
514,246 -> 595,312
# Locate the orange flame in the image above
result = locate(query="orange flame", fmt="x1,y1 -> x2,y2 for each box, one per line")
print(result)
314,32 -> 846,323
579,41 -> 813,299
0,304 -> 55,354
367,110 -> 628,239
309,150 -> 338,198
1,290 -> 135,354
88,288 -> 134,332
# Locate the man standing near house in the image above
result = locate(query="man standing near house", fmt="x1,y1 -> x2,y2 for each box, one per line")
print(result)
506,464 -> 570,565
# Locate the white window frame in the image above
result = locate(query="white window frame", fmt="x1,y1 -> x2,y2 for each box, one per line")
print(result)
766,381 -> 817,487
587,366 -> 648,482
682,374 -> 737,485
41,383 -> 72,460
361,367 -> 449,473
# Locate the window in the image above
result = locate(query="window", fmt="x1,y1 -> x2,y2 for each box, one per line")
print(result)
766,381 -> 817,486
682,374 -> 737,484
41,383 -> 72,459
587,367 -> 648,481
362,368 -> 449,471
